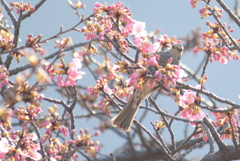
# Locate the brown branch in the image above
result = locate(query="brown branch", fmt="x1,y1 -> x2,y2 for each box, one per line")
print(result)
216,0 -> 240,27
150,122 -> 172,154
203,117 -> 226,150
93,138 -> 204,161
149,97 -> 176,151
0,0 -> 17,25
134,120 -> 176,161
228,114 -> 239,150
22,0 -> 47,20
177,82 -> 240,108
209,4 -> 240,52
9,38 -> 98,76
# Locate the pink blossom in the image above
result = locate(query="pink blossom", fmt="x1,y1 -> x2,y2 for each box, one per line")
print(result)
175,68 -> 183,78
190,0 -> 200,8
14,150 -> 22,161
147,56 -> 158,66
0,14 -> 3,21
41,129 -> 52,143
25,143 -> 41,160
87,86 -> 100,97
0,138 -> 9,159
124,22 -> 134,34
93,131 -> 100,137
27,133 -> 38,141
221,46 -> 228,50
181,90 -> 195,105
53,58 -> 86,87
193,47 -> 202,53
67,58 -> 85,81
57,76 -> 64,87
37,93 -> 44,100
219,57 -> 228,64
133,37 -> 143,47
38,120 -> 51,128
59,126 -> 69,137
0,65 -> 9,88
50,157 -> 57,161
94,2 -> 101,7
154,71 -> 162,81
9,131 -> 21,140
148,79 -> 155,89
87,86 -> 93,93
195,84 -> 201,89
203,132 -> 208,141
128,73 -> 139,86
111,64 -> 120,73
167,57 -> 173,64
180,106 -> 206,120
212,107 -> 237,126
73,51 -> 84,61
85,32 -> 97,40
179,108 -> 189,118
132,21 -> 147,37
199,8 -> 206,16
98,99 -> 111,115
70,58 -> 82,69
188,108 -> 206,120
149,42 -> 160,53
103,84 -> 113,95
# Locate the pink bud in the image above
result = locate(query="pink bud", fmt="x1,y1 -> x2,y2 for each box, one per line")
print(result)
94,2 -> 101,7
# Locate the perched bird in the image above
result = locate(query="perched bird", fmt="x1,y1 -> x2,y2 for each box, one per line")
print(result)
111,43 -> 184,132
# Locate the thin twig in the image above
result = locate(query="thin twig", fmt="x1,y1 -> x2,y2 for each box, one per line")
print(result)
177,82 -> 240,108
9,38 -> 98,76
150,122 -> 172,154
216,0 -> 240,27
149,97 -> 176,151
203,117 -> 226,150
22,0 -> 47,20
134,120 -> 176,161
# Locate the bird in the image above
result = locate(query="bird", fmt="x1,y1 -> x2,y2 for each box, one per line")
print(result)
111,43 -> 184,132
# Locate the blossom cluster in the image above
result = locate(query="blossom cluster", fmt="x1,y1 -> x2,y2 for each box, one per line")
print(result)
194,42 -> 239,64
88,42 -> 182,115
80,2 -> 133,54
45,58 -> 85,87
10,2 -> 35,14
0,28 -> 14,51
69,129 -> 100,158
25,34 -> 45,55
0,132 -> 41,160
55,37 -> 73,49
0,103 -> 100,160
0,65 -> 9,88
4,81 -> 44,108
192,20 -> 239,64
212,107 -> 239,140
199,6 -> 223,19
178,90 -> 206,120
190,1 -> 239,64
189,0 -> 200,8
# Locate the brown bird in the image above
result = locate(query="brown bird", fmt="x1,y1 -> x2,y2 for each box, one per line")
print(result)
111,43 -> 184,132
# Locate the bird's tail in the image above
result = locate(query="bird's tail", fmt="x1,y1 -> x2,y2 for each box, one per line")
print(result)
111,92 -> 142,132
111,81 -> 159,132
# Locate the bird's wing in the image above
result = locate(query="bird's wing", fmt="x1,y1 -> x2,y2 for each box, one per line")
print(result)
157,51 -> 173,67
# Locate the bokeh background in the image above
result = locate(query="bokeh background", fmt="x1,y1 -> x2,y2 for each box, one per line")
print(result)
3,0 -> 240,160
